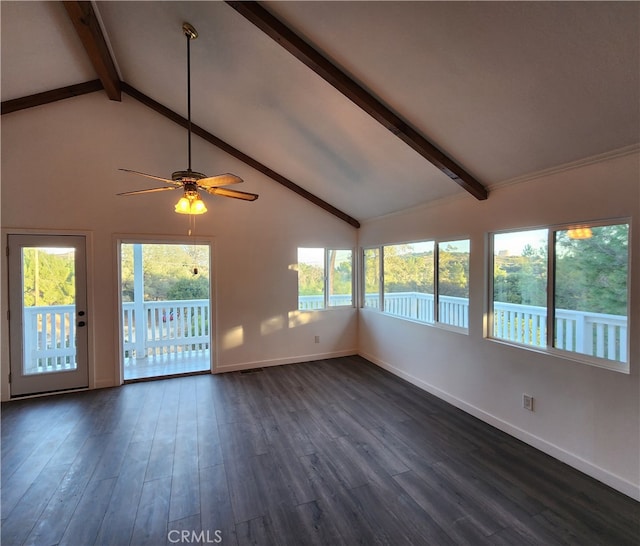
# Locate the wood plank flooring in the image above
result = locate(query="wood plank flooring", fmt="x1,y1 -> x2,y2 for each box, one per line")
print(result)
2,356 -> 638,545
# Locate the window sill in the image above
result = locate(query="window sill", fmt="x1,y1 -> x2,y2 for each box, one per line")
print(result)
360,307 -> 469,335
297,306 -> 355,312
486,337 -> 630,374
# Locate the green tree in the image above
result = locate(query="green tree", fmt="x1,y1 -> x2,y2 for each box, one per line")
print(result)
331,260 -> 353,296
383,245 -> 433,293
438,245 -> 469,297
120,243 -> 210,302
22,249 -> 75,307
167,276 -> 210,300
363,249 -> 380,295
555,224 -> 628,314
493,224 -> 628,315
519,244 -> 547,306
494,245 -> 546,306
298,263 -> 324,296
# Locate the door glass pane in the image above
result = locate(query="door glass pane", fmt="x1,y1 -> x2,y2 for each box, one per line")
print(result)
554,224 -> 629,362
22,247 -> 77,374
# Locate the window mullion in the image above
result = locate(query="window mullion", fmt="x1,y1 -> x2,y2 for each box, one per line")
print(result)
487,233 -> 495,339
324,249 -> 329,309
433,242 -> 440,324
546,231 -> 555,350
360,247 -> 365,308
379,246 -> 384,312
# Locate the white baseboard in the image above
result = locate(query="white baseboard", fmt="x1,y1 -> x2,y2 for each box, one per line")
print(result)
214,349 -> 358,374
359,351 -> 640,502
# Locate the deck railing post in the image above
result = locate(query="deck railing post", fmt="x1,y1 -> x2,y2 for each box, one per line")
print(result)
133,244 -> 146,359
575,313 -> 586,355
23,308 -> 37,373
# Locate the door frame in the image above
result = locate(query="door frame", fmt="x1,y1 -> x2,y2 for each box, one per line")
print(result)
114,233 -> 217,384
2,229 -> 95,400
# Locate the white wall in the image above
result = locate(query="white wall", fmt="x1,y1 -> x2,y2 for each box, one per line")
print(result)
358,150 -> 640,499
1,92 -> 358,398
2,91 -> 638,500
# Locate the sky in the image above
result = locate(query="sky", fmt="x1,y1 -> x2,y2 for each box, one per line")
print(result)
493,229 -> 548,255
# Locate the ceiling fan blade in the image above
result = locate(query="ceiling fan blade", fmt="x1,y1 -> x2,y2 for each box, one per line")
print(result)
206,187 -> 259,201
119,168 -> 180,185
117,187 -> 178,196
197,173 -> 243,188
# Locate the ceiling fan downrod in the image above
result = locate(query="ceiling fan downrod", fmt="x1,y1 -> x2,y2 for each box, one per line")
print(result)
183,22 -> 198,173
117,21 -> 258,206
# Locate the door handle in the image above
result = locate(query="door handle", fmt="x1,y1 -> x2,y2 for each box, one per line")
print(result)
78,321 -> 86,327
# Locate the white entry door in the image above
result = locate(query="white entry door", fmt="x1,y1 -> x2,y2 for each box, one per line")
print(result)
8,234 -> 89,396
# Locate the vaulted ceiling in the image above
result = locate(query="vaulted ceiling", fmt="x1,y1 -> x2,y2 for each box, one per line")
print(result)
2,1 -> 639,225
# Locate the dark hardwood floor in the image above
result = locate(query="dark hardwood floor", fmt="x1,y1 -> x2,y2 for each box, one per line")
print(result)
2,356 -> 638,545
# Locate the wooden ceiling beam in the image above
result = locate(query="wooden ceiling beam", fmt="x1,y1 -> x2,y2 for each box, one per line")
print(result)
121,83 -> 361,228
1,80 -> 103,115
226,1 -> 488,201
62,1 -> 121,101
1,79 -> 359,227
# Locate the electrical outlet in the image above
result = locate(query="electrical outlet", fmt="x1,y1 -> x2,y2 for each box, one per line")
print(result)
314,335 -> 320,344
523,394 -> 534,411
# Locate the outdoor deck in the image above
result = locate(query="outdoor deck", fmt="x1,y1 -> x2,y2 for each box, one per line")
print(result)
123,351 -> 211,380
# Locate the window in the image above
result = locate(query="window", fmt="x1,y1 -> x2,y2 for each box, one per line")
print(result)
383,242 -> 434,322
297,248 -> 353,310
328,249 -> 353,307
490,221 -> 630,369
554,224 -> 629,363
363,248 -> 380,309
362,239 -> 470,331
492,229 -> 548,347
438,240 -> 470,329
298,248 -> 324,310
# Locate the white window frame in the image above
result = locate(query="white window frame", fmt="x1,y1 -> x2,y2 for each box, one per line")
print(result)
361,238 -> 470,333
435,239 -> 471,332
326,248 -> 355,308
361,246 -> 382,310
297,247 -> 354,310
488,219 -> 631,372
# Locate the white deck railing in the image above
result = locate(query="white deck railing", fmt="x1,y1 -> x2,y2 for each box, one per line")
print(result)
302,292 -> 468,328
302,292 -> 627,363
121,299 -> 209,365
22,304 -> 77,374
23,294 -> 627,372
298,294 -> 353,309
493,302 -> 628,363
22,299 -> 210,373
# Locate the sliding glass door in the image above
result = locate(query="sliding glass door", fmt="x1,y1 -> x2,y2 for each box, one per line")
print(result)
119,241 -> 212,380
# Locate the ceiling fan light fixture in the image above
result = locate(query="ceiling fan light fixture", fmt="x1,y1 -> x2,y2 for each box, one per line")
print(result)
191,196 -> 207,214
175,193 -> 207,215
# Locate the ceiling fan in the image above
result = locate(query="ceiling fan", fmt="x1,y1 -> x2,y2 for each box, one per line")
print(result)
118,22 -> 258,215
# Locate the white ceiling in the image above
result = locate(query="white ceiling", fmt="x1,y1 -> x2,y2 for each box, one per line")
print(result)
2,1 -> 639,222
